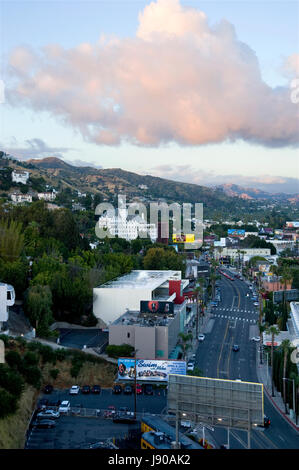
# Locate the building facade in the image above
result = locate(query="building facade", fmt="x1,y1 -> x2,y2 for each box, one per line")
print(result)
11,170 -> 29,184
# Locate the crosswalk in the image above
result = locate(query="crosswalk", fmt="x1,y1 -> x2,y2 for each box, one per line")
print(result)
212,313 -> 257,323
214,307 -> 257,314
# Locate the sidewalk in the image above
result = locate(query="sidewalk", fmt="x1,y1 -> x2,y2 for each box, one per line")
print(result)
256,348 -> 299,432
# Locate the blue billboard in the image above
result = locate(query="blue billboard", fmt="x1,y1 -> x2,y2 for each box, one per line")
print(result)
227,229 -> 245,237
118,358 -> 186,382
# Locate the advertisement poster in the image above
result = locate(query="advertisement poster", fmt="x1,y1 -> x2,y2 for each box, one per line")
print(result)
140,300 -> 174,314
118,358 -> 186,381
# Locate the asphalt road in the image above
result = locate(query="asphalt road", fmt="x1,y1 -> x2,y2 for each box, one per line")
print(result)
195,269 -> 299,449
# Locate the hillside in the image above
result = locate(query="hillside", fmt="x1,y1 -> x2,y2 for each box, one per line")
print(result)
215,183 -> 299,203
1,153 -> 298,219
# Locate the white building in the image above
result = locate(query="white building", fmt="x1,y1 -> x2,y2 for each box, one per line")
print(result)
10,193 -> 32,204
93,270 -> 188,325
11,170 -> 29,185
0,283 -> 15,331
97,208 -> 157,241
37,192 -> 56,201
215,247 -> 271,262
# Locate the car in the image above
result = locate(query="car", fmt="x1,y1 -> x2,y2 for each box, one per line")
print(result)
136,384 -> 143,395
43,384 -> 53,394
119,406 -> 129,412
47,399 -> 61,407
187,363 -> 195,372
123,385 -> 133,395
144,384 -> 154,395
180,420 -> 192,429
58,400 -> 71,414
82,385 -> 91,394
37,409 -> 60,420
198,334 -> 205,341
91,385 -> 101,394
112,384 -> 122,394
69,385 -> 80,395
251,336 -> 260,342
264,415 -> 271,428
71,404 -> 83,415
104,405 -> 116,418
232,345 -> 240,352
254,302 -> 259,307
37,398 -> 49,410
33,419 -> 56,429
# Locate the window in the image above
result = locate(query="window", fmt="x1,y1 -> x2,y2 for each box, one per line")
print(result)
127,332 -> 130,338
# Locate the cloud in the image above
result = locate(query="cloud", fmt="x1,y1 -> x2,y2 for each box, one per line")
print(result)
148,164 -> 299,194
1,138 -> 72,160
6,0 -> 299,148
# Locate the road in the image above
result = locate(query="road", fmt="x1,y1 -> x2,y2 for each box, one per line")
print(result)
195,267 -> 299,449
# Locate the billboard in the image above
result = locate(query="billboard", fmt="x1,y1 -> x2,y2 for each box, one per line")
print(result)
140,300 -> 174,315
167,374 -> 264,430
286,221 -> 299,228
172,233 -> 195,243
227,229 -> 245,237
118,358 -> 186,382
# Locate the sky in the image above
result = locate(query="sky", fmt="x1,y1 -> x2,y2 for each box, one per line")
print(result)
0,0 -> 299,193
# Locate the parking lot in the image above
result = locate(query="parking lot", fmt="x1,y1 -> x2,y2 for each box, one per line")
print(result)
25,387 -> 167,449
58,329 -> 108,350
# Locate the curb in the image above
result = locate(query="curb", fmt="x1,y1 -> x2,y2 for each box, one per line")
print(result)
263,384 -> 299,432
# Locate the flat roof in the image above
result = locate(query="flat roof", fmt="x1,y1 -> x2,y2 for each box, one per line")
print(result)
141,416 -> 202,449
97,270 -> 182,290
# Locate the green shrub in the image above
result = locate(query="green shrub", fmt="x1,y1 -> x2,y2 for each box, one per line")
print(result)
23,351 -> 39,367
0,388 -> 18,418
22,365 -> 42,388
49,368 -> 59,380
5,350 -> 23,371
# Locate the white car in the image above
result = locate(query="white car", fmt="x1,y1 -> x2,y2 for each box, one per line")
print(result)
37,409 -> 60,420
253,302 -> 259,307
251,336 -> 260,342
58,401 -> 71,414
198,334 -> 205,341
187,362 -> 195,372
69,385 -> 80,395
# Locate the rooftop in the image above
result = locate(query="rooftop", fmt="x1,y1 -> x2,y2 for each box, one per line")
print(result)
97,270 -> 182,290
112,308 -> 178,328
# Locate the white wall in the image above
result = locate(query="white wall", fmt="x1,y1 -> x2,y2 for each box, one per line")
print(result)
93,287 -> 153,324
0,285 -> 8,323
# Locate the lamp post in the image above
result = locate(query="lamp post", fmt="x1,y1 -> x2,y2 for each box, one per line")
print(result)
282,378 -> 295,418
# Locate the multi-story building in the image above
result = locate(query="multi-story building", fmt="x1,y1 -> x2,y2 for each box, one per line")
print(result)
97,209 -> 157,241
10,193 -> 33,204
37,192 -> 56,201
0,282 -> 15,331
11,170 -> 29,185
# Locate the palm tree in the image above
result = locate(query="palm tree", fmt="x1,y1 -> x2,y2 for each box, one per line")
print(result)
266,325 -> 280,396
281,267 -> 293,306
280,339 -> 292,413
178,332 -> 193,360
257,321 -> 267,365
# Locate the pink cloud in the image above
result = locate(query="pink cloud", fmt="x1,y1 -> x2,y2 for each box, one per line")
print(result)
6,0 -> 299,148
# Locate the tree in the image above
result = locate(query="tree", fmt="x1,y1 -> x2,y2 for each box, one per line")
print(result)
281,339 -> 292,413
266,325 -> 280,396
0,219 -> 24,262
178,332 -> 193,360
24,285 -> 53,336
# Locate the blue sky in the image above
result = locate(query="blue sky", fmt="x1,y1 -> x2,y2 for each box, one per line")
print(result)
1,0 -> 298,192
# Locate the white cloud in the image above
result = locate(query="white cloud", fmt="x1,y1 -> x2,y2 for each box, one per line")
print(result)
6,0 -> 299,148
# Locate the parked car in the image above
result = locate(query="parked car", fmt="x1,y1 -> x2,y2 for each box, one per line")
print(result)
119,406 -> 129,412
112,384 -> 122,394
123,385 -> 133,395
232,345 -> 240,352
36,409 -> 60,420
136,384 -> 143,395
198,334 -> 205,341
37,398 -> 49,410
33,419 -> 56,429
81,385 -> 91,394
58,400 -> 71,414
43,384 -> 53,394
251,336 -> 260,342
187,362 -> 195,372
69,385 -> 80,395
254,302 -> 259,307
47,399 -> 61,407
91,385 -> 101,394
144,384 -> 154,395
104,405 -> 116,418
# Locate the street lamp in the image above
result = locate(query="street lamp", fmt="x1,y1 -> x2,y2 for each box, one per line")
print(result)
282,377 -> 296,419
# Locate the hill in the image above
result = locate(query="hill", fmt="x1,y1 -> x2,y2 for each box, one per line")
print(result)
1,153 -> 298,219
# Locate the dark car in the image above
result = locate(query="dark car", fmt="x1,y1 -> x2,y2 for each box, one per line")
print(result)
264,415 -> 271,428
43,384 -> 53,394
47,399 -> 61,407
136,384 -> 143,395
112,384 -> 122,394
232,345 -> 240,352
91,385 -> 101,394
144,384 -> 154,395
37,398 -> 49,410
33,419 -> 56,429
123,385 -> 133,395
82,385 -> 91,394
